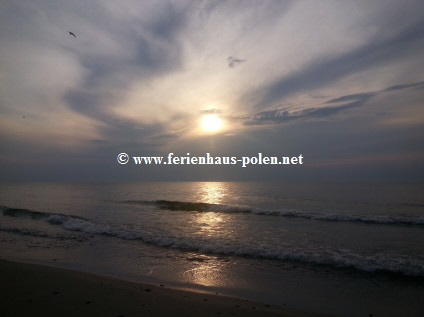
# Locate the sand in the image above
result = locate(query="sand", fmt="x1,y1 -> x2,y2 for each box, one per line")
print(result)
0,259 -> 332,317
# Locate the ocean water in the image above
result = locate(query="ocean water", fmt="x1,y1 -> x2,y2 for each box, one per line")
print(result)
1,182 -> 423,316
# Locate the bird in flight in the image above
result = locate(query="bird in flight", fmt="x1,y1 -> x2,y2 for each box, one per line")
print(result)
228,56 -> 246,68
69,31 -> 76,38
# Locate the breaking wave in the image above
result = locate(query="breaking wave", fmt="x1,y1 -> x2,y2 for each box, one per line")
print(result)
122,200 -> 424,226
1,206 -> 86,221
2,205 -> 424,277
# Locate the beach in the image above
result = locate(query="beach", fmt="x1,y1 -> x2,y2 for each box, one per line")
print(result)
0,259 -> 329,317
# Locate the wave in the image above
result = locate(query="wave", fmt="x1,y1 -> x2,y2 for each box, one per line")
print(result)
2,205 -> 423,277
37,218 -> 424,277
122,200 -> 424,226
0,227 -> 50,238
125,200 -> 252,212
1,206 -> 86,221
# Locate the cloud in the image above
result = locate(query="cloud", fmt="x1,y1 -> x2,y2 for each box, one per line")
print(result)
384,81 -> 424,91
63,2 -> 189,122
326,93 -> 376,104
0,0 -> 196,153
245,102 -> 362,125
246,19 -> 424,111
1,0 -> 423,181
246,80 -> 424,125
200,109 -> 221,114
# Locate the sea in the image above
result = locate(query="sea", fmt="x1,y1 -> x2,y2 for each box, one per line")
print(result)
0,182 -> 423,316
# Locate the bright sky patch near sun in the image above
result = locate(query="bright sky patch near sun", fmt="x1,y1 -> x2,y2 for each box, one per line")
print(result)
200,114 -> 224,133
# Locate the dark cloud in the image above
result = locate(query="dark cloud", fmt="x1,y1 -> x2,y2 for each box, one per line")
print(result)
200,109 -> 221,114
246,101 -> 363,125
65,89 -> 109,118
384,81 -> 424,91
249,20 -> 424,110
141,133 -> 179,146
146,1 -> 189,41
328,80 -> 424,104
247,80 -> 424,125
326,93 -> 375,104
91,139 -> 109,145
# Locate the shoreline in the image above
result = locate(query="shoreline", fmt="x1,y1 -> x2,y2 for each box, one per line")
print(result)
0,258 -> 332,317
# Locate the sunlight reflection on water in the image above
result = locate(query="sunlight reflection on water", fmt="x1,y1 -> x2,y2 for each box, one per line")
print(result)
184,182 -> 233,286
195,182 -> 228,204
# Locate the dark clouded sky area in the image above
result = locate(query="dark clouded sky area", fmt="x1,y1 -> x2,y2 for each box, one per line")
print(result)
1,0 -> 423,182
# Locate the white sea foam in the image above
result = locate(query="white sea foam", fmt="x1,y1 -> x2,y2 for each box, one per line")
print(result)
2,205 -> 424,276
249,208 -> 424,225
50,216 -> 424,277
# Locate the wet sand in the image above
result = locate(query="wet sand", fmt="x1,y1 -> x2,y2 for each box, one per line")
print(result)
0,259 -> 331,317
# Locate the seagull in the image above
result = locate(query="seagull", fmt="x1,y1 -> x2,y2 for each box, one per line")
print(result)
69,31 -> 76,38
228,56 -> 246,68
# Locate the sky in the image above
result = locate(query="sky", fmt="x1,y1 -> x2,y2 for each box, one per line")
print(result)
1,0 -> 423,182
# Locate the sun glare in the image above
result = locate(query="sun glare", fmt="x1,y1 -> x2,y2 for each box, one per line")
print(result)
200,114 -> 223,133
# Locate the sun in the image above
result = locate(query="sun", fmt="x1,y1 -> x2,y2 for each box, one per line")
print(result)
200,114 -> 223,133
